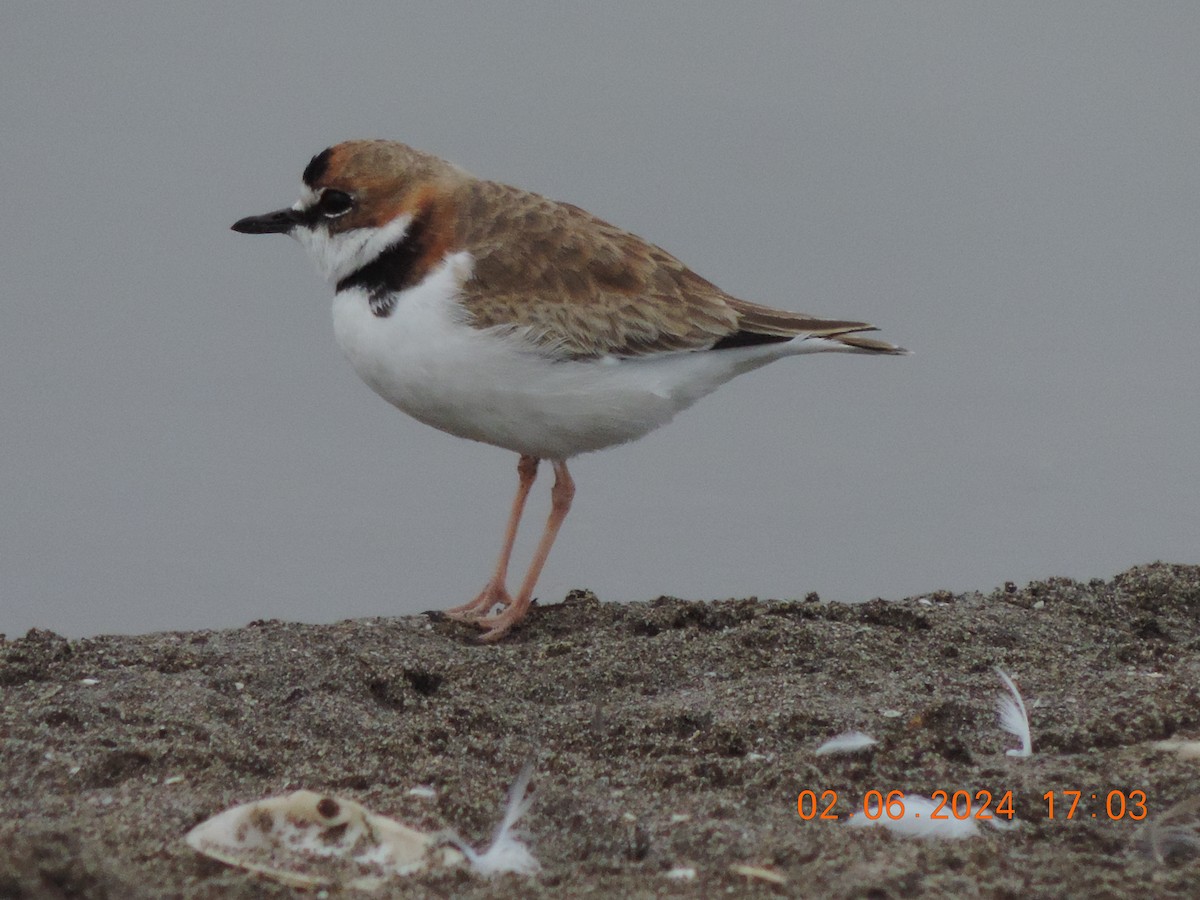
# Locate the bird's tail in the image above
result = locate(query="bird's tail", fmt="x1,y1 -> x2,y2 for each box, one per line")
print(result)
728,299 -> 909,355
827,329 -> 909,355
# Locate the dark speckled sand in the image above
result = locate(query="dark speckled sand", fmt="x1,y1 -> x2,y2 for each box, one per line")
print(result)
2,563 -> 1200,898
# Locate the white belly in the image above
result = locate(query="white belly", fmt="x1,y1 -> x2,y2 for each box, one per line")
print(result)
331,257 -> 673,458
330,254 -> 817,459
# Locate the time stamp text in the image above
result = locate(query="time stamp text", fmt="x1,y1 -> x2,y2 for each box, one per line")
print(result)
798,789 -> 1149,822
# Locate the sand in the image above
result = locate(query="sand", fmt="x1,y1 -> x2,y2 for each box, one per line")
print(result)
2,562 -> 1199,898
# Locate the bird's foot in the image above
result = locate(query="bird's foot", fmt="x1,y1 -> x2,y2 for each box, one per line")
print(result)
443,580 -> 512,623
475,598 -> 535,643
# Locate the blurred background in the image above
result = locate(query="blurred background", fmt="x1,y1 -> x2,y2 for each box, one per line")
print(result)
3,3 -> 1197,637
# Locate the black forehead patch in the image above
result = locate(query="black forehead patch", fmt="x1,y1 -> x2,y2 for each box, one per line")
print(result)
302,147 -> 334,187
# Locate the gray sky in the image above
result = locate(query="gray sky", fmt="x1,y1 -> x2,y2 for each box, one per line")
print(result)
3,3 -> 1198,638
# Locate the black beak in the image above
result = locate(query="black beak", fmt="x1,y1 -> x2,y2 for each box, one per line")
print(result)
231,207 -> 303,234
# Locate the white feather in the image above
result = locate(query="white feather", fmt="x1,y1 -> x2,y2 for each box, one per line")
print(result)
995,668 -> 1033,758
665,867 -> 698,881
847,794 -> 979,840
449,763 -> 541,877
814,731 -> 878,756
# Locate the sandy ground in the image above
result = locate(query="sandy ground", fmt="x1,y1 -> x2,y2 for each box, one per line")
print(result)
2,562 -> 1200,898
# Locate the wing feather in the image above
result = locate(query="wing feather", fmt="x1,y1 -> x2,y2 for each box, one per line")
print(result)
453,181 -> 896,358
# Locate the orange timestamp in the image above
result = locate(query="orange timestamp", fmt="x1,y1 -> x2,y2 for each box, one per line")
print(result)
798,789 -> 1016,822
1042,789 -> 1147,820
797,789 -> 1149,822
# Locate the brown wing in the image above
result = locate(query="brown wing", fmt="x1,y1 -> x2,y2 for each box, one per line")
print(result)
453,180 -> 885,359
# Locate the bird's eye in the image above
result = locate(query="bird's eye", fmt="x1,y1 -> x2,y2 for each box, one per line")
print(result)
317,189 -> 354,217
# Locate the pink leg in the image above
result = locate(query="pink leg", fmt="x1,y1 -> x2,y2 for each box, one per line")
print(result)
477,460 -> 575,642
444,455 -> 539,621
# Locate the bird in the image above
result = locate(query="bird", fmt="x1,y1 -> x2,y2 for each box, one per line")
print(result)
232,140 -> 906,642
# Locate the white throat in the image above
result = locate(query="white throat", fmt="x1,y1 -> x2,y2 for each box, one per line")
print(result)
292,211 -> 414,286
